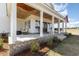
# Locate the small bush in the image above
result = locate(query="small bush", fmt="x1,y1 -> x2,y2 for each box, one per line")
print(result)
1,33 -> 8,43
47,38 -> 53,48
69,33 -> 72,36
64,33 -> 72,38
53,37 -> 61,43
0,38 -> 3,49
53,37 -> 61,46
30,40 -> 40,53
64,33 -> 69,37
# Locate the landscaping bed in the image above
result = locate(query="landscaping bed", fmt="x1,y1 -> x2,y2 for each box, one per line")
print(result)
14,36 -> 62,56
0,33 -> 9,56
0,43 -> 9,56
15,44 -> 50,56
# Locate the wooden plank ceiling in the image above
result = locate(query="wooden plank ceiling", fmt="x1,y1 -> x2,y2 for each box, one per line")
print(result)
17,3 -> 39,19
17,3 -> 52,20
17,3 -> 62,23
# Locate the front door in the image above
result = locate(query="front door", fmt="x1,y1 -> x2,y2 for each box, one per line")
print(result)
43,22 -> 47,33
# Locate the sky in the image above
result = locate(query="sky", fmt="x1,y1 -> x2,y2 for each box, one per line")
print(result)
67,3 -> 79,22
53,3 -> 79,28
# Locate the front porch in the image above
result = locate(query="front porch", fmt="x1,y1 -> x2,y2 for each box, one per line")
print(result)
9,3 -> 66,44
8,3 -> 67,55
17,33 -> 66,42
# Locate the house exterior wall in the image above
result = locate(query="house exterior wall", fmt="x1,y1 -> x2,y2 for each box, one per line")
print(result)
17,18 -> 26,32
47,24 -> 52,33
28,15 -> 52,33
28,15 -> 40,33
0,17 -> 10,33
0,3 -> 10,33
17,14 -> 52,33
0,3 -> 64,34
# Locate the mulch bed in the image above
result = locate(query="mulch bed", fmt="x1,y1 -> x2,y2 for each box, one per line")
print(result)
0,43 -> 9,56
14,42 -> 49,56
15,47 -> 49,56
14,48 -> 32,56
0,48 -> 7,52
14,41 -> 61,56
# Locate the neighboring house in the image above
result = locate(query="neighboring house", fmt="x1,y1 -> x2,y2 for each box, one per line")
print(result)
0,3 -> 66,44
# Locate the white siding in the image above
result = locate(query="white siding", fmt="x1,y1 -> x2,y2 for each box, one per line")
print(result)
0,3 -> 7,17
29,19 -> 36,33
17,18 -> 26,32
0,17 -> 10,33
26,15 -> 52,33
0,3 -> 10,33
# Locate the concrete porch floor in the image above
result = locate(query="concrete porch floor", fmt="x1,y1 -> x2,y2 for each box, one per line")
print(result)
17,33 -> 51,42
17,33 -> 66,42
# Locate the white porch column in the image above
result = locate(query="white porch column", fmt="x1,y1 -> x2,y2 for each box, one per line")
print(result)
52,16 -> 54,35
58,19 -> 60,34
9,3 -> 17,44
65,21 -> 67,33
40,10 -> 43,37
62,21 -> 65,33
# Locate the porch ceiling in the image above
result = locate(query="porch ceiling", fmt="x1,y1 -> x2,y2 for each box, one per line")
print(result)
54,18 -> 63,23
17,3 -> 63,23
17,3 -> 40,19
17,3 -> 52,20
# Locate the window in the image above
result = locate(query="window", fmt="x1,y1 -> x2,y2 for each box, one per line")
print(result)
35,20 -> 40,26
28,20 -> 30,28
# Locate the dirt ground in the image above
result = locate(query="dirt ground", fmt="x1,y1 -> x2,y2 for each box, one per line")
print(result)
0,43 -> 9,56
66,29 -> 79,35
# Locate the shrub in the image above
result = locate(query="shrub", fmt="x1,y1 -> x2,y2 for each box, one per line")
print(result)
47,38 -> 53,48
53,37 -> 61,43
64,33 -> 72,38
0,37 -> 3,49
53,36 -> 61,46
2,33 -> 6,37
1,33 -> 8,43
64,33 -> 69,37
68,33 -> 72,36
30,40 -> 40,54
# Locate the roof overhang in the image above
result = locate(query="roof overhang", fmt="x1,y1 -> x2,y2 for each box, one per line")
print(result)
25,3 -> 65,21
